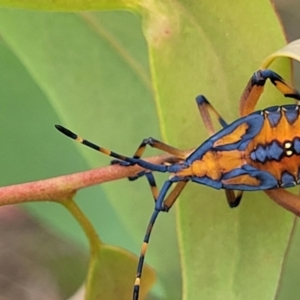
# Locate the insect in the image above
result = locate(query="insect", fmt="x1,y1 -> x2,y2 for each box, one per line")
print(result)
56,69 -> 300,300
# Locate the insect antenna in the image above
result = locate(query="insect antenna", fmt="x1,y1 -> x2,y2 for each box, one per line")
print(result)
55,125 -> 169,173
55,124 -> 134,163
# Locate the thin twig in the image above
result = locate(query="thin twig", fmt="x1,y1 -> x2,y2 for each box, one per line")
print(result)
0,153 -> 176,206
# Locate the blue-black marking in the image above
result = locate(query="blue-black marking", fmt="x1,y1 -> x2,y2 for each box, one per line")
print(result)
263,104 -> 300,127
294,138 -> 300,154
187,111 -> 264,163
251,141 -> 284,163
283,105 -> 299,124
265,107 -> 281,127
280,171 -> 296,187
221,168 -> 278,190
254,145 -> 267,163
267,141 -> 283,160
191,176 -> 222,189
249,136 -> 300,164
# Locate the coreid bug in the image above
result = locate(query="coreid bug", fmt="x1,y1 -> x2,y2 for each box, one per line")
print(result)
56,69 -> 300,300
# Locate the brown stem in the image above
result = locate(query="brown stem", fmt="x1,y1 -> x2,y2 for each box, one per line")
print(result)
0,153 -> 177,206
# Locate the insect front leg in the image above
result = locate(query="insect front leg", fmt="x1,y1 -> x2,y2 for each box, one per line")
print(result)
195,95 -> 243,207
112,137 -> 187,181
239,69 -> 300,117
133,177 -> 187,300
140,172 -> 188,207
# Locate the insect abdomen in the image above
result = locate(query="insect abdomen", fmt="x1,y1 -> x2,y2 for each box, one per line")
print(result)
246,105 -> 300,187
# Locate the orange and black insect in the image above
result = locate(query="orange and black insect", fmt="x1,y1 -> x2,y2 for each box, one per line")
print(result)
55,69 -> 300,300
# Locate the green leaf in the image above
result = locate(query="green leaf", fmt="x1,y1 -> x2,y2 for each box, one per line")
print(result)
61,199 -> 155,300
0,8 -> 164,299
0,0 -> 140,11
262,38 -> 300,68
86,245 -> 155,300
140,1 -> 295,300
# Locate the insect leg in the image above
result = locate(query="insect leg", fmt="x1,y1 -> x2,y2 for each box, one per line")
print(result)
112,137 -> 187,181
139,171 -> 159,203
133,178 -> 186,300
195,95 -> 228,136
265,189 -> 300,216
225,190 -> 243,208
163,180 -> 188,210
195,96 -> 243,207
117,137 -> 187,163
239,69 -> 300,116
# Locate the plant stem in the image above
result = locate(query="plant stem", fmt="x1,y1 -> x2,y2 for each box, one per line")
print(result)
61,198 -> 101,254
0,152 -> 179,206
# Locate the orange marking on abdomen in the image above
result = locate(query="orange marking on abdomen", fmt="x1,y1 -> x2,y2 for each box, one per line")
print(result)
250,156 -> 300,182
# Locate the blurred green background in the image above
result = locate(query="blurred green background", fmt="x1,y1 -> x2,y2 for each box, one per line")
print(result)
0,8 -> 176,300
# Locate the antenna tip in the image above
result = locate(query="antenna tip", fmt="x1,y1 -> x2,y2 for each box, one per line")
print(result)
55,124 -> 77,139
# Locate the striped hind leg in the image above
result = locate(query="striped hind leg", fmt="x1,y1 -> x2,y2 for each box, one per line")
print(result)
196,95 -> 243,207
239,69 -> 300,117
